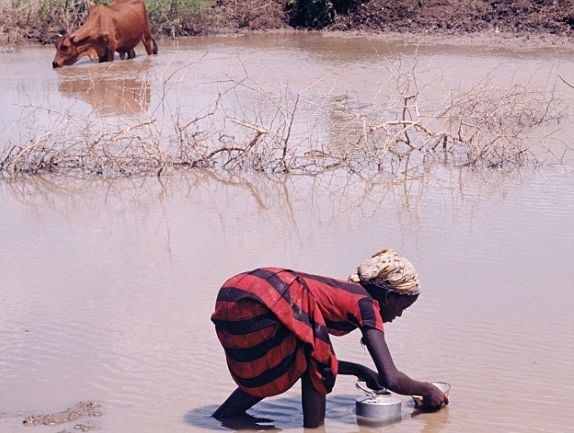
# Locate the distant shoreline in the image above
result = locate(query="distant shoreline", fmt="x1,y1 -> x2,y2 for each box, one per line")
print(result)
1,0 -> 574,48
328,29 -> 574,51
6,30 -> 574,54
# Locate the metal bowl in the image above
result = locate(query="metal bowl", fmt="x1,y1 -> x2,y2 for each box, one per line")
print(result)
412,381 -> 451,407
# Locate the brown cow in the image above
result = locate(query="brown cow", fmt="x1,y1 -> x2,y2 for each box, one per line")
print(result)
52,0 -> 158,68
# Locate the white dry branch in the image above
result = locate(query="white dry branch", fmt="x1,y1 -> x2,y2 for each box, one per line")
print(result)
327,64 -> 566,169
559,74 -> 574,89
0,62 -> 568,178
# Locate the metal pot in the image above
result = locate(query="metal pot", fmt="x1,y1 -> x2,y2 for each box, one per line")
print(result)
355,381 -> 402,425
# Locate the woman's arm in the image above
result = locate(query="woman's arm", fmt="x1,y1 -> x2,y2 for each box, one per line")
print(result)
362,327 -> 447,409
338,360 -> 385,391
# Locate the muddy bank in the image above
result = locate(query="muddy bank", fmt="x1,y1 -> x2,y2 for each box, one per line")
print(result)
207,0 -> 574,36
327,0 -> 574,35
319,27 -> 574,50
186,0 -> 574,36
1,0 -> 574,46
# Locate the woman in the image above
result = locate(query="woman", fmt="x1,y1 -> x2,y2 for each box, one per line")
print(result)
211,248 -> 448,428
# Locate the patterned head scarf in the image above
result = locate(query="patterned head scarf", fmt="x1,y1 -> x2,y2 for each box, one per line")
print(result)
348,248 -> 421,296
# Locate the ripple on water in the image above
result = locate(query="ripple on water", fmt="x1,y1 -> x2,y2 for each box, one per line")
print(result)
1,35 -> 574,433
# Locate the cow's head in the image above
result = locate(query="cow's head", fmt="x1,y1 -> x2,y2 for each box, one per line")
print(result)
52,32 -> 101,68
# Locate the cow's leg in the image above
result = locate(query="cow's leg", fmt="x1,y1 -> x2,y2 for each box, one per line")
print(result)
107,44 -> 116,62
95,33 -> 115,62
117,49 -> 134,60
142,28 -> 158,55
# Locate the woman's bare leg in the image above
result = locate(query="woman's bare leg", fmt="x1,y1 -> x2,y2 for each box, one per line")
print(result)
212,388 -> 263,419
301,372 -> 326,428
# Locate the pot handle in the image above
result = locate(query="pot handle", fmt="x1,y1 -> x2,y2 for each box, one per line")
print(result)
355,381 -> 390,397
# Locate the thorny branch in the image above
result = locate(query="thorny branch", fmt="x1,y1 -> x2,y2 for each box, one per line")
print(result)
0,64 -> 568,178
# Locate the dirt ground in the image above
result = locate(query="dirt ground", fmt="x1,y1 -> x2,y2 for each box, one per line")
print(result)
2,0 -> 574,47
328,0 -> 574,35
217,0 -> 574,37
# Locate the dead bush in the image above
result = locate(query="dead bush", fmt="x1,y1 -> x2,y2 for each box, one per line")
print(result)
0,60 -> 567,178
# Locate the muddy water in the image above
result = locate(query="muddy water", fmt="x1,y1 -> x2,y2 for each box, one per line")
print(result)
1,34 -> 573,433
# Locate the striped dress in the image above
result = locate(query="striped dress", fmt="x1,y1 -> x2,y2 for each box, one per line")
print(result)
211,267 -> 384,397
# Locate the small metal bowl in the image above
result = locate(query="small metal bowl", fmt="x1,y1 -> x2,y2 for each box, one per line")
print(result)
412,381 -> 451,408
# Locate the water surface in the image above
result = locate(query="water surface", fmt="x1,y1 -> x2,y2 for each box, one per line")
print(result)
1,33 -> 573,433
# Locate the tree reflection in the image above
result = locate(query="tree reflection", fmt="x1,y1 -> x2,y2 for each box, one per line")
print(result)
1,165 -> 533,215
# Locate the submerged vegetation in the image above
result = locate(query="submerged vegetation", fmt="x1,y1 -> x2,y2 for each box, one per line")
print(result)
0,62 -> 567,178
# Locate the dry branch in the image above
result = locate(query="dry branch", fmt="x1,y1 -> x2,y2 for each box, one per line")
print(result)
0,62 -> 568,179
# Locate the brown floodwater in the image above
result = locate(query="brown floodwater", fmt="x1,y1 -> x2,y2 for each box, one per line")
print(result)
1,33 -> 573,433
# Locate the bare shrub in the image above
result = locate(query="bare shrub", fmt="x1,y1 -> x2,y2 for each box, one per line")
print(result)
436,79 -> 563,167
0,0 -> 106,44
0,60 -> 567,178
38,0 -> 95,32
0,0 -> 215,43
339,61 -> 566,168
249,65 -> 563,170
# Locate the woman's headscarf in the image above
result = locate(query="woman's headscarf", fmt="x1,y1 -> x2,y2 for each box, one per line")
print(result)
348,248 -> 421,296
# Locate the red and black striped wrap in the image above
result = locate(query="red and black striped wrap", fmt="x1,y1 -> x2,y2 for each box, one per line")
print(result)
211,267 -> 384,397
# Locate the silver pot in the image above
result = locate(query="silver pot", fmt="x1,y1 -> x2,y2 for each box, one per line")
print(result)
355,382 -> 402,425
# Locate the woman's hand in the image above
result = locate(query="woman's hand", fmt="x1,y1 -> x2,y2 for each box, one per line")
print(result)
338,361 -> 386,391
356,366 -> 386,391
421,383 -> 449,411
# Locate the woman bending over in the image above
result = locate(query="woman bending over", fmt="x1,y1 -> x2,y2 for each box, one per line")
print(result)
211,248 -> 448,428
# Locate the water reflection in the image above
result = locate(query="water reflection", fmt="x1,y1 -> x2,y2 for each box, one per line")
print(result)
55,59 -> 152,116
1,168 -> 572,433
217,414 -> 280,431
184,402 -> 287,431
183,395 -> 450,433
1,36 -> 573,433
410,407 -> 451,433
0,164 -> 538,215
